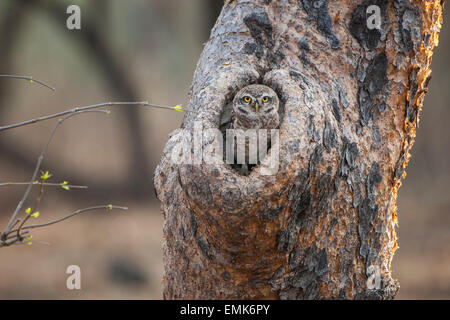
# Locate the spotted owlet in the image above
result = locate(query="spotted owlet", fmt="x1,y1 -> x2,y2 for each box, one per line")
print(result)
221,84 -> 280,175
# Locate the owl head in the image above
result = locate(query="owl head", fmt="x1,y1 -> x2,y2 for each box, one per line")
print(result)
232,84 -> 280,129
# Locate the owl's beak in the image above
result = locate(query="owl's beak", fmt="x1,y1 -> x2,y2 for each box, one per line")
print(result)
255,103 -> 259,112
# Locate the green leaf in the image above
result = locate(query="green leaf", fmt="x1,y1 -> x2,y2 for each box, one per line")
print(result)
61,181 -> 70,190
31,212 -> 40,218
173,104 -> 183,112
40,170 -> 52,181
25,207 -> 31,215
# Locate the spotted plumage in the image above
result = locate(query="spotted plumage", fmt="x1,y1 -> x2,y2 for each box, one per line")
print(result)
221,84 -> 280,175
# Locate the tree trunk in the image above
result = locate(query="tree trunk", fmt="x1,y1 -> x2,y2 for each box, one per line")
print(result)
154,0 -> 444,299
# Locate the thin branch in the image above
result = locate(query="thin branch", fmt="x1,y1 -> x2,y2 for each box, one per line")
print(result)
10,205 -> 128,233
10,218 -> 22,230
0,75 -> 55,91
5,230 -> 29,240
0,205 -> 128,247
0,182 -> 87,189
0,101 -> 184,132
15,179 -> 45,240
1,110 -> 109,238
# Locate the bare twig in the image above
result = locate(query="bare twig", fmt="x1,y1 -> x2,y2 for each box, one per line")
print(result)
5,230 -> 29,240
1,110 -> 109,239
0,76 -> 142,248
0,75 -> 55,91
0,205 -> 128,247
11,205 -> 128,233
0,182 -> 87,189
10,218 -> 22,230
15,179 -> 45,241
0,101 -> 184,132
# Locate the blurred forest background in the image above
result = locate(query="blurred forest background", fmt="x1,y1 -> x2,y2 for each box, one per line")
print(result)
0,0 -> 448,299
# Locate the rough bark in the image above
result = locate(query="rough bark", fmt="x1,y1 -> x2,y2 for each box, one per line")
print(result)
154,0 -> 444,299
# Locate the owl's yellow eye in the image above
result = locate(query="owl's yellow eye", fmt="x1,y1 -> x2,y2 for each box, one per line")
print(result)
243,96 -> 252,104
262,96 -> 270,103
